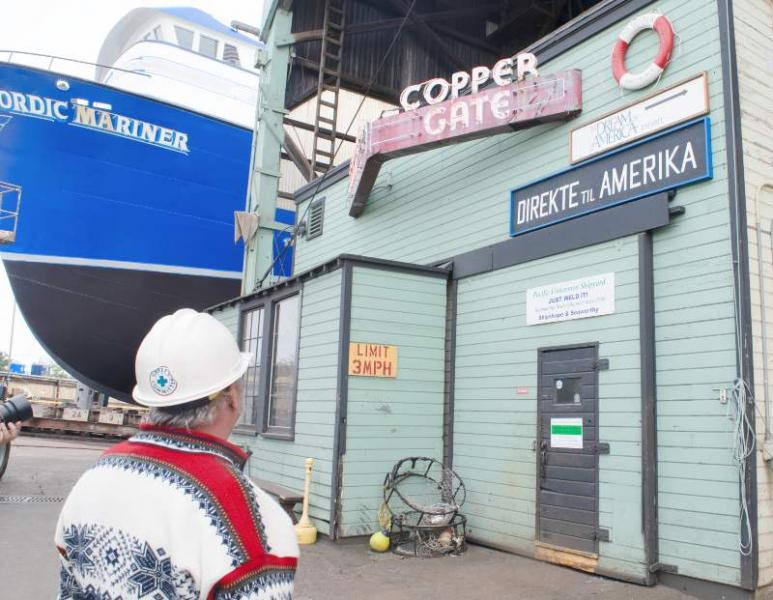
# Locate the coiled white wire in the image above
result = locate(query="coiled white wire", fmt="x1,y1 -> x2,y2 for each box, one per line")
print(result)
730,378 -> 755,556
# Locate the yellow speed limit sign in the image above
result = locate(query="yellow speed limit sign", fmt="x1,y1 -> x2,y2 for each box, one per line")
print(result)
348,343 -> 398,378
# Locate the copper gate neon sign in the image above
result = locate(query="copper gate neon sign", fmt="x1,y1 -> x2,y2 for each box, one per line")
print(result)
347,69 -> 583,217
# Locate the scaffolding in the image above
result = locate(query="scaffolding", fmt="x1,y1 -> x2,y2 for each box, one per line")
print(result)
0,182 -> 21,244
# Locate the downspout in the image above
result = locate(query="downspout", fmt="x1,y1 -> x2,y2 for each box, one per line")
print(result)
754,184 -> 773,441
717,0 -> 758,589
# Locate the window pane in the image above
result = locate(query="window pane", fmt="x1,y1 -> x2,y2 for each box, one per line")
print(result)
223,43 -> 241,66
174,26 -> 194,50
554,377 -> 582,405
268,295 -> 300,429
239,307 -> 264,427
199,35 -> 218,58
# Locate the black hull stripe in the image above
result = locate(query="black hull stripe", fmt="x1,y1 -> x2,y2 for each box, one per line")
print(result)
4,260 -> 239,402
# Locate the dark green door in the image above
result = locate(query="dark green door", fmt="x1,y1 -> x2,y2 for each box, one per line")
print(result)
537,345 -> 599,554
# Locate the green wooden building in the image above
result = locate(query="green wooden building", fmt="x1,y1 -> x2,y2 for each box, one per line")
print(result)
210,0 -> 773,597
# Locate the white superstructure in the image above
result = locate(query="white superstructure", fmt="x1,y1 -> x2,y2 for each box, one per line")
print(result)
95,7 -> 259,128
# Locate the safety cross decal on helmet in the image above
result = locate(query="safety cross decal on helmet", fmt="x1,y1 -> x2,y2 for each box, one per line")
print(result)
149,366 -> 178,396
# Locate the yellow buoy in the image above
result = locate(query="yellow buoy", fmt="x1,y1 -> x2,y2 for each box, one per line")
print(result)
369,529 -> 390,552
295,458 -> 318,545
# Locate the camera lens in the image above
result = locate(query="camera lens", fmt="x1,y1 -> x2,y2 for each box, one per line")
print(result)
0,395 -> 33,424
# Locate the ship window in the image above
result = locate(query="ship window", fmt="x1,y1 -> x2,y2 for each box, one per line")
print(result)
223,43 -> 240,66
174,25 -> 194,50
199,35 -> 218,58
266,294 -> 300,434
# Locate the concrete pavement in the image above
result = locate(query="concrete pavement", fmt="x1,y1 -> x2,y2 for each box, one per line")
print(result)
0,435 -> 691,600
0,435 -> 109,599
295,539 -> 692,600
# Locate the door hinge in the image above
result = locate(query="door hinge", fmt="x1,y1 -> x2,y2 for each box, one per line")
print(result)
592,442 -> 610,454
594,528 -> 610,542
649,562 -> 679,574
594,358 -> 610,371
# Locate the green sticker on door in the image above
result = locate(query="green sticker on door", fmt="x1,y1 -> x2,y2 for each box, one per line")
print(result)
550,417 -> 583,449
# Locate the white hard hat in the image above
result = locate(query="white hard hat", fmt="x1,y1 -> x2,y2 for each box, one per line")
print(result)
133,308 -> 251,407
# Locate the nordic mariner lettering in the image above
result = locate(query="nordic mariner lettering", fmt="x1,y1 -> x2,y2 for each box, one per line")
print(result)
72,105 -> 189,153
0,88 -> 190,154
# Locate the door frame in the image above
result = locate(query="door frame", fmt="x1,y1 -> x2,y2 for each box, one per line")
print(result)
535,341 -> 600,554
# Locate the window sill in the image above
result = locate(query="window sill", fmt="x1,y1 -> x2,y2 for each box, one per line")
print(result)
233,425 -> 259,437
260,429 -> 294,441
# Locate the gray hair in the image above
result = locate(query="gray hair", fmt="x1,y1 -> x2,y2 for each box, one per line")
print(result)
146,394 -> 226,430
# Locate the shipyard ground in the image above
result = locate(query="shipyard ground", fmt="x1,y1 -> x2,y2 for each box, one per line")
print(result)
0,435 -> 691,600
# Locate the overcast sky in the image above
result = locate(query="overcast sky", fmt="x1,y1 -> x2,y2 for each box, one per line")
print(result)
0,0 -> 264,367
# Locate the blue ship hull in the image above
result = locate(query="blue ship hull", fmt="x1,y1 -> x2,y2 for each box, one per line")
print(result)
0,64 -> 292,401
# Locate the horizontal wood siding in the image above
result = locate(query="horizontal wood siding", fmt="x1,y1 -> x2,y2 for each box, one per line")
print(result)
455,236 -> 644,578
734,0 -> 773,587
288,0 -> 741,584
211,304 -> 240,338
294,1 -> 727,275
340,267 -> 446,536
231,270 -> 342,536
646,0 -> 741,584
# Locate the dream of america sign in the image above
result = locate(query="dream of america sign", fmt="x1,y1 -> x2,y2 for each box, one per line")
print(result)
570,72 -> 709,163
509,118 -> 712,237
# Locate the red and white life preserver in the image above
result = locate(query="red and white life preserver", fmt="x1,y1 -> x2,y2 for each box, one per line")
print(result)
612,13 -> 674,90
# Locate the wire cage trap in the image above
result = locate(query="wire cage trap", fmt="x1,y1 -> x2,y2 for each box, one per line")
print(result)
383,456 -> 467,557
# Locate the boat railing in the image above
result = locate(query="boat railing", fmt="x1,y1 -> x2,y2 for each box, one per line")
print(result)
0,49 -> 254,103
0,50 -> 150,82
0,182 -> 21,244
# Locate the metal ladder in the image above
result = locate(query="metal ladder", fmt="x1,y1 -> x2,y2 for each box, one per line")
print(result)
311,0 -> 347,175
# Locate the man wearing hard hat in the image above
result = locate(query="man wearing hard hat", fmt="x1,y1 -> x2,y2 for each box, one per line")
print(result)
54,309 -> 299,599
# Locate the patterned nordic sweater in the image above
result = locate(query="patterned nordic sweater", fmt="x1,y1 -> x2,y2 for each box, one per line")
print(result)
55,425 -> 298,599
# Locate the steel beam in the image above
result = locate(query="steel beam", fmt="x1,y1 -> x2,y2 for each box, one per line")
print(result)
282,132 -> 314,182
284,116 -> 357,143
382,0 -> 468,72
293,56 -> 399,103
347,4 -> 500,35
243,6 -> 295,292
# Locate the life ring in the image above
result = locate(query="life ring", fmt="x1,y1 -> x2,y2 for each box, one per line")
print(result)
612,13 -> 674,90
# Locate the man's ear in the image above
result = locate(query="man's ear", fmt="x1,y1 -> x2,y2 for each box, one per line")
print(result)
226,386 -> 240,412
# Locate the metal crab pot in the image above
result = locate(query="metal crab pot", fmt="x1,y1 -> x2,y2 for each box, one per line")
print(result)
390,511 -> 467,558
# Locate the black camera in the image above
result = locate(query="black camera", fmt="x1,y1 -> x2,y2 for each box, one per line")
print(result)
0,394 -> 33,424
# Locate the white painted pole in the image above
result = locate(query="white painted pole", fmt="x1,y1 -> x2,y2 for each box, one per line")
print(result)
8,300 -> 16,364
